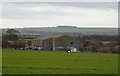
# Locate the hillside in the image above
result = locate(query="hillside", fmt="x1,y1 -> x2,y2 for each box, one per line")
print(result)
2,27 -> 119,36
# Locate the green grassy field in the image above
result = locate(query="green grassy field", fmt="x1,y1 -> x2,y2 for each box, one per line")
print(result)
2,49 -> 118,74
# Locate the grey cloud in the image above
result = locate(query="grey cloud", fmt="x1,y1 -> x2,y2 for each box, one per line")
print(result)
2,3 -> 35,19
8,2 -> 118,9
2,2 -> 118,20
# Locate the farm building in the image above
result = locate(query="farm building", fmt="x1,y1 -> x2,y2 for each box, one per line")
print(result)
32,35 -> 82,51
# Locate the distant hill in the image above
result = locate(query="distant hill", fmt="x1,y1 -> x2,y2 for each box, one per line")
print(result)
1,27 -> 119,36
57,26 -> 77,28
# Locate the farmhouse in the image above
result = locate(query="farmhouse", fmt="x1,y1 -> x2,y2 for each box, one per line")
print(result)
32,35 -> 82,51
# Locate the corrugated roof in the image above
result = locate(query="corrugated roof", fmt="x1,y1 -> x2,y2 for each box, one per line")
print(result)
33,35 -> 64,40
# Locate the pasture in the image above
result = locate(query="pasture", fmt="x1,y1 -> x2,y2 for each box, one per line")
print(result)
2,49 -> 118,74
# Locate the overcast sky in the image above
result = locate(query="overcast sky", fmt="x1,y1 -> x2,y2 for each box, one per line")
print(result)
1,2 -> 118,28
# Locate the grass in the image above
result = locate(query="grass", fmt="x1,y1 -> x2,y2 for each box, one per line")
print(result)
101,41 -> 112,44
2,49 -> 118,74
19,39 -> 32,41
0,49 -> 2,75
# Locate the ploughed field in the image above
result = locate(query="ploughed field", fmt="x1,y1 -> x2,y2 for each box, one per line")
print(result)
2,49 -> 118,74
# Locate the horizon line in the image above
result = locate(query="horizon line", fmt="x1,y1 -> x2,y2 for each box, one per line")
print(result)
0,26 -> 118,29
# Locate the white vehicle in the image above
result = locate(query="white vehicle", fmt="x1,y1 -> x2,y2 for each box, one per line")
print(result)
71,47 -> 77,52
67,46 -> 77,52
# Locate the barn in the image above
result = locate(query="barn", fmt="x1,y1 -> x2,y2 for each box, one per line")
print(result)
32,35 -> 82,51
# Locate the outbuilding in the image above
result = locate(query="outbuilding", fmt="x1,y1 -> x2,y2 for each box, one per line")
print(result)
32,35 -> 82,51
